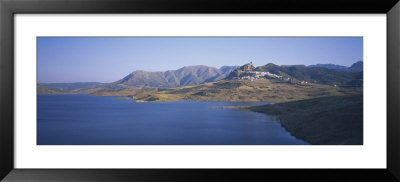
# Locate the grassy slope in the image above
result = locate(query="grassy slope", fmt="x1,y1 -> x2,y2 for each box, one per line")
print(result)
37,85 -> 71,94
114,65 -> 235,88
249,95 -> 363,145
129,79 -> 362,103
255,64 -> 363,86
89,87 -> 160,102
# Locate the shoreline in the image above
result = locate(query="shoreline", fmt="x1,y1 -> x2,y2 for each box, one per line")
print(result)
216,95 -> 363,145
37,94 -> 363,145
248,95 -> 363,145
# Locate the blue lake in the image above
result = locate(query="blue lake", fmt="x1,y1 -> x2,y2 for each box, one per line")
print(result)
37,94 -> 308,145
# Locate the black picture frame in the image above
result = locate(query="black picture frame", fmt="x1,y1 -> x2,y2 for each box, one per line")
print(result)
1,0 -> 399,181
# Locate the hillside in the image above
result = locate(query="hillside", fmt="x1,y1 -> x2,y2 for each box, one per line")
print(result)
348,61 -> 363,72
249,95 -> 363,145
37,85 -> 71,94
36,65 -> 238,95
228,62 -> 363,86
114,65 -> 237,88
308,61 -> 363,72
308,63 -> 348,71
38,82 -> 102,91
37,62 -> 362,100
116,79 -> 362,103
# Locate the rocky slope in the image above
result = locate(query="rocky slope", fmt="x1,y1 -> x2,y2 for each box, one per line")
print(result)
127,79 -> 362,103
249,95 -> 363,145
228,62 -> 363,86
114,65 -> 238,88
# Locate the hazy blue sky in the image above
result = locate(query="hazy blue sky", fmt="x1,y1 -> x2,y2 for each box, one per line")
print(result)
37,37 -> 363,83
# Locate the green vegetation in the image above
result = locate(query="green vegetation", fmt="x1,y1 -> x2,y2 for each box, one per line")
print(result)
38,62 -> 363,102
114,65 -> 237,88
228,62 -> 363,87
126,79 -> 362,103
308,61 -> 363,72
249,95 -> 363,145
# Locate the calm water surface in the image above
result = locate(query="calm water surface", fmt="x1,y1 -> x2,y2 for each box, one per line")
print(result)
37,94 -> 308,145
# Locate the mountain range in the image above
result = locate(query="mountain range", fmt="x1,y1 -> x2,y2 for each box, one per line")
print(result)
38,82 -> 103,91
38,61 -> 363,95
114,65 -> 238,88
308,61 -> 363,72
228,62 -> 363,86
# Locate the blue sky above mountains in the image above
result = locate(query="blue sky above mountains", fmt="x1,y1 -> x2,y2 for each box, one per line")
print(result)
38,37 -> 362,83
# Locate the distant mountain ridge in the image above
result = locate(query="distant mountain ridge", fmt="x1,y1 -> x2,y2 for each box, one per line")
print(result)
38,61 -> 362,95
114,65 -> 238,88
347,61 -> 363,72
308,61 -> 363,72
38,82 -> 102,91
37,85 -> 71,94
308,64 -> 348,71
228,61 -> 363,86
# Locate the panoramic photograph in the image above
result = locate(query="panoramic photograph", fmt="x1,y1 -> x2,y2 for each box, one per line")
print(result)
37,37 -> 363,145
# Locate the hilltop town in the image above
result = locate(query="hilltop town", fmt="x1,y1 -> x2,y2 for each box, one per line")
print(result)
228,62 -> 312,86
38,61 -> 363,102
231,70 -> 283,81
229,62 -> 282,80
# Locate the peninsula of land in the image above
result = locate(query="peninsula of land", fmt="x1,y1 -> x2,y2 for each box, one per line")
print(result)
248,95 -> 363,144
